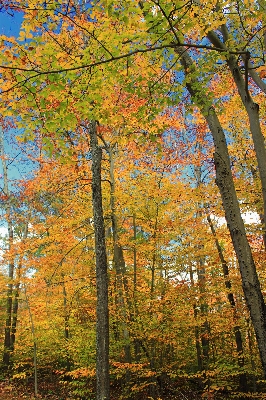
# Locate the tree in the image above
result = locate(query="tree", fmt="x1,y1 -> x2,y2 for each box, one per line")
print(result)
0,125 -> 15,368
89,121 -> 110,400
0,0 -> 266,395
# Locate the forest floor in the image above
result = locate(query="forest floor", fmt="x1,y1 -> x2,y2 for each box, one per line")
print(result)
0,379 -> 205,400
0,379 -> 70,400
0,383 -> 251,400
1,379 -> 264,400
0,376 -> 204,400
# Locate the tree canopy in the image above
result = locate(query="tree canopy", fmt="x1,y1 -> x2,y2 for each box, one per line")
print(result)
0,1 -> 265,399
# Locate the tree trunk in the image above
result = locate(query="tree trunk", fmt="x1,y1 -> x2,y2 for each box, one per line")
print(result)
10,222 -> 28,353
89,121 -> 110,400
62,276 -> 71,371
176,47 -> 266,377
133,214 -> 137,294
0,127 -> 15,369
194,166 -> 210,372
150,205 -> 159,298
132,214 -> 141,362
10,263 -> 21,352
207,30 -> 266,247
24,285 -> 38,397
207,214 -> 247,391
108,145 -> 131,365
247,318 -> 257,392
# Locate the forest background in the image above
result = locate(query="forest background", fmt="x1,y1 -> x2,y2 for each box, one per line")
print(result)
0,0 -> 265,399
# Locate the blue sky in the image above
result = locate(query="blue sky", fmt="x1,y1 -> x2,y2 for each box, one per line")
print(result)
0,10 -> 37,187
0,9 -> 23,37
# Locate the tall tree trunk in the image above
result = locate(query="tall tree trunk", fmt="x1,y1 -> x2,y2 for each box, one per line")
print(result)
207,214 -> 247,392
10,261 -> 21,352
0,127 -> 15,369
176,47 -> 266,377
108,145 -> 131,364
24,285 -> 38,398
62,276 -> 71,372
89,121 -> 110,400
247,317 -> 257,392
10,221 -> 28,353
189,264 -> 203,371
194,166 -> 210,372
150,210 -> 159,298
207,29 -> 266,248
132,214 -> 141,362
133,214 -> 137,295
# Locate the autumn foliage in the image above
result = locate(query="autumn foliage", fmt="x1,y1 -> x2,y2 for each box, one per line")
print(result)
0,0 -> 265,399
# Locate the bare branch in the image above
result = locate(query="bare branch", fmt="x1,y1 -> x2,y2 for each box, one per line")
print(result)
0,43 -> 249,94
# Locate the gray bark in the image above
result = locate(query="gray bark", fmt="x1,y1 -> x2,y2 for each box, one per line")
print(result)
245,59 -> 266,95
24,285 -> 38,397
176,47 -> 266,377
11,221 -> 28,352
0,127 -> 15,369
133,214 -> 137,294
108,145 -> 131,364
194,166 -> 210,372
207,214 -> 247,391
207,30 -> 266,245
89,121 -> 110,400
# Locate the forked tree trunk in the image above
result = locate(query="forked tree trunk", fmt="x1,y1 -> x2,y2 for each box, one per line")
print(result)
207,30 -> 266,248
176,47 -> 266,377
89,121 -> 110,400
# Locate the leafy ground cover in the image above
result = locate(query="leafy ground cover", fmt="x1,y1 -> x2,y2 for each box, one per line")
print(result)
0,377 -> 204,399
1,378 -> 265,400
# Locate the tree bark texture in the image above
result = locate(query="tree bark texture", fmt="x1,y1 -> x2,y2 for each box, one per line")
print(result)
0,127 -> 15,369
207,215 -> 247,391
24,285 -> 38,397
109,145 -> 131,364
208,105 -> 266,378
194,167 -> 210,371
207,30 -> 266,246
11,223 -> 27,353
89,121 -> 110,400
176,47 -> 266,377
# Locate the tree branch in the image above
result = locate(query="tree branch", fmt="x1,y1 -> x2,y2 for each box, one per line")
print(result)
0,42 -> 249,94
